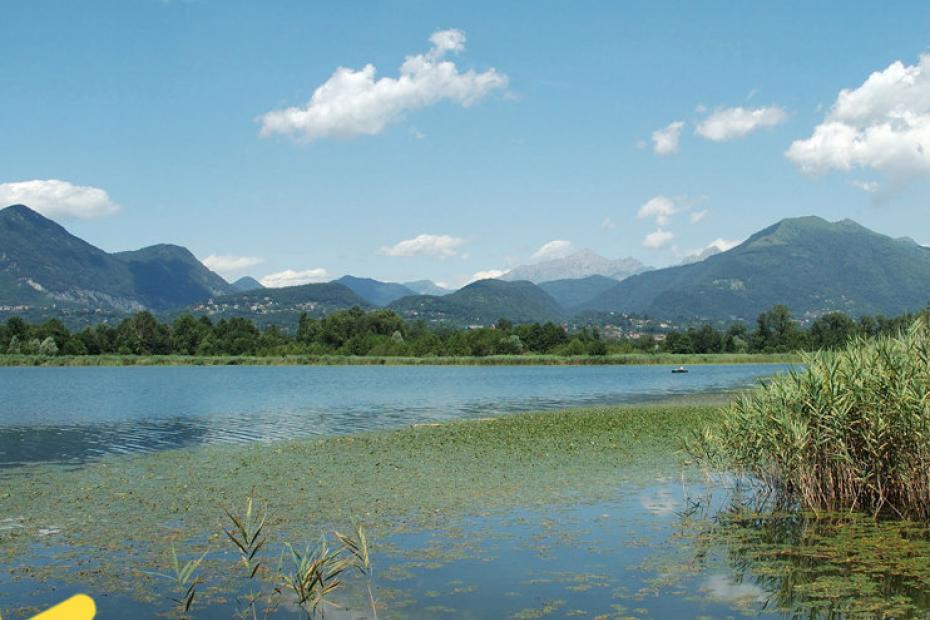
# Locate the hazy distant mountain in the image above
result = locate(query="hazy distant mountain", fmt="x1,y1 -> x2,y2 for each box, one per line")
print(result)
583,216 -> 930,321
402,280 -> 452,296
0,204 -> 234,313
390,279 -> 563,325
538,275 -> 620,310
335,275 -> 416,306
232,276 -> 264,292
679,245 -> 723,265
502,249 -> 648,283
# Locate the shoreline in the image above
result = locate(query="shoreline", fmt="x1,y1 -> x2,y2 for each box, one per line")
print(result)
0,352 -> 801,367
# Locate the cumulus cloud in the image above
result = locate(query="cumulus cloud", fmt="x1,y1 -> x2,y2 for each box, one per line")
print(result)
531,239 -> 573,261
643,229 -> 674,249
259,268 -> 329,288
786,53 -> 930,182
652,120 -> 685,155
380,233 -> 465,258
689,209 -> 708,223
600,216 -> 617,231
467,268 -> 507,283
259,29 -> 508,142
697,105 -> 787,141
0,179 -> 120,219
201,255 -> 265,279
638,195 -> 678,226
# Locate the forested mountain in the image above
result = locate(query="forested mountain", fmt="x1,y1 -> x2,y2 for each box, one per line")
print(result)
389,279 -> 563,325
502,249 -> 648,283
232,276 -> 264,291
188,281 -> 369,325
402,280 -> 452,296
538,275 -> 620,310
583,216 -> 930,321
335,275 -> 416,306
113,244 -> 234,308
0,204 -> 233,312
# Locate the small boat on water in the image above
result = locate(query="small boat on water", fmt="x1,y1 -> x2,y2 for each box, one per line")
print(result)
671,366 -> 688,374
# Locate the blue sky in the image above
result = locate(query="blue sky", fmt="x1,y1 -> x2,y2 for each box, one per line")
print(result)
3,1 -> 930,287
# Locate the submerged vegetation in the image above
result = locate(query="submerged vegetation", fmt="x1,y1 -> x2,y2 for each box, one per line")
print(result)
691,318 -> 930,519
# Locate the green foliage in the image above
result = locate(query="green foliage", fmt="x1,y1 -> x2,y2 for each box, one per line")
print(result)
691,318 -> 930,519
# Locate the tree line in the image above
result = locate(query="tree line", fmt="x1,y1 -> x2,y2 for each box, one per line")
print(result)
0,303 -> 924,358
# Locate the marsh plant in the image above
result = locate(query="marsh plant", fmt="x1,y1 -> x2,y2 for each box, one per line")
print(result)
224,493 -> 279,619
152,494 -> 379,618
691,318 -> 930,519
146,544 -> 208,618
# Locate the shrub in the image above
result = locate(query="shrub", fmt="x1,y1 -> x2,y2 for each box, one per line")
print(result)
691,318 -> 930,520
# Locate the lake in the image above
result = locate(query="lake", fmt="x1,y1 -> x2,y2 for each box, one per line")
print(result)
0,364 -> 782,466
3,363 -> 927,619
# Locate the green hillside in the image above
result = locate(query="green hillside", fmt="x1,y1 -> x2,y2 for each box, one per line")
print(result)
187,282 -> 370,326
0,204 -> 141,311
336,275 -> 416,306
539,275 -> 620,310
114,244 -> 234,308
584,216 -> 930,321
0,204 -> 236,314
389,279 -> 564,325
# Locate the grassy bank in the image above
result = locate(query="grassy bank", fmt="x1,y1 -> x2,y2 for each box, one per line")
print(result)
0,352 -> 800,367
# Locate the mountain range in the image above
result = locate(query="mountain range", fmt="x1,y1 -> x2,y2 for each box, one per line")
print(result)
4,203 -> 930,328
501,249 -> 649,283
0,204 -> 234,313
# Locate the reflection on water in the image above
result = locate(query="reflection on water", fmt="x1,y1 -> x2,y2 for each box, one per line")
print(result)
678,491 -> 930,618
0,364 -> 783,466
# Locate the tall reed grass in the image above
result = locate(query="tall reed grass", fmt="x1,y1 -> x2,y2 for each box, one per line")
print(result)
690,318 -> 930,519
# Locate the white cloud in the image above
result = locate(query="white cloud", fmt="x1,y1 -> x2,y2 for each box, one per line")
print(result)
696,105 -> 788,141
380,233 -> 466,258
652,120 -> 685,155
201,255 -> 265,279
637,195 -> 678,226
0,179 -> 120,219
601,216 -> 616,231
689,209 -> 709,223
531,239 -> 573,261
643,228 -> 674,249
852,180 -> 880,193
786,53 -> 930,181
467,268 -> 507,283
705,238 -> 740,252
259,29 -> 508,142
259,268 -> 329,288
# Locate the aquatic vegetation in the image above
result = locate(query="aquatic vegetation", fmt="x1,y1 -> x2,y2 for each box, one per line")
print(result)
144,544 -> 207,618
224,493 -> 279,619
690,318 -> 930,519
679,500 -> 930,618
334,524 -> 378,619
0,403 -> 716,611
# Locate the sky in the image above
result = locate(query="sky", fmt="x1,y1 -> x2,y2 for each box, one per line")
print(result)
2,1 -> 930,288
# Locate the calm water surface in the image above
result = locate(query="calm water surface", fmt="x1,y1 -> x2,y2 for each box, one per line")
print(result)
0,364 -> 784,466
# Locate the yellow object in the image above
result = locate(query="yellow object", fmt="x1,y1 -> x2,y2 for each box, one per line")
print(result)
29,595 -> 96,620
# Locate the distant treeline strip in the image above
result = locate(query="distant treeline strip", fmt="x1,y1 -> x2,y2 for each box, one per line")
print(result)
0,303 -> 925,360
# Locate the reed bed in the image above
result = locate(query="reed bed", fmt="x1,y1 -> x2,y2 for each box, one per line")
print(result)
691,318 -> 930,519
